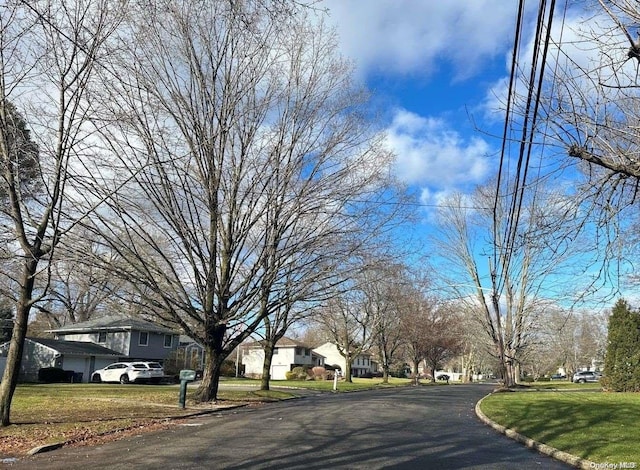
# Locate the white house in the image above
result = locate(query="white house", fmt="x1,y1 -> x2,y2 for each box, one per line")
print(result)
312,342 -> 377,377
242,337 -> 325,380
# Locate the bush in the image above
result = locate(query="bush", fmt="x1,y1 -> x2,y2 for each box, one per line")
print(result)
311,366 -> 329,380
285,366 -> 308,381
38,367 -> 67,383
220,360 -> 238,377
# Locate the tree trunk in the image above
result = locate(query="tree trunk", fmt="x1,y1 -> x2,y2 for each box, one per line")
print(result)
382,364 -> 389,384
193,324 -> 227,402
260,342 -> 274,391
380,349 -> 389,384
194,347 -> 222,403
0,260 -> 38,426
514,362 -> 521,385
344,354 -> 353,383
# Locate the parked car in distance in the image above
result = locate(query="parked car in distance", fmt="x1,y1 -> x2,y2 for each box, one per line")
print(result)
572,370 -> 601,383
91,362 -> 164,384
550,373 -> 566,380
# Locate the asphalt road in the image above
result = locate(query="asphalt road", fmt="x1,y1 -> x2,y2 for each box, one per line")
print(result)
6,383 -> 573,469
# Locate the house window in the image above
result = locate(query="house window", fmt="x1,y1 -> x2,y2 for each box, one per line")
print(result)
164,334 -> 173,348
273,348 -> 278,355
97,332 -> 107,343
139,331 -> 149,346
295,347 -> 302,355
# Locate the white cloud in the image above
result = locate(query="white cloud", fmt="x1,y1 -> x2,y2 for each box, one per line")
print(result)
386,109 -> 492,188
322,0 -> 520,79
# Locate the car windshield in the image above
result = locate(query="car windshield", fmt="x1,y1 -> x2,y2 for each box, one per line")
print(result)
147,363 -> 162,369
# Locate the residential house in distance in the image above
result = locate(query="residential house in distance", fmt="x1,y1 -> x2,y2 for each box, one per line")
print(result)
49,315 -> 181,362
312,342 -> 378,377
0,337 -> 121,383
1,315 -> 181,383
242,337 -> 325,380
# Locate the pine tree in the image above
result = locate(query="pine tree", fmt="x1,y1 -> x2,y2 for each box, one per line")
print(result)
0,301 -> 12,343
602,299 -> 640,392
0,101 -> 40,200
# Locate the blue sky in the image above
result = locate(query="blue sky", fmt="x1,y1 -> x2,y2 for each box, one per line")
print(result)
320,1 -> 626,306
322,0 -> 527,218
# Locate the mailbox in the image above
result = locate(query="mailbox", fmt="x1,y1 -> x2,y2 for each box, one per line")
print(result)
180,369 -> 197,382
178,369 -> 197,408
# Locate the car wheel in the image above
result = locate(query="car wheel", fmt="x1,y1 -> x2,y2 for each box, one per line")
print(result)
120,374 -> 130,384
91,374 -> 102,383
579,379 -> 586,383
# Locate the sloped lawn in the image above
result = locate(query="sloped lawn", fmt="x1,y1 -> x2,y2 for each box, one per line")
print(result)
480,390 -> 640,463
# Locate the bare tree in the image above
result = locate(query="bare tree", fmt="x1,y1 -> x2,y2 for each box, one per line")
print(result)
315,281 -> 374,383
256,260 -> 343,391
363,260 -> 408,384
31,231 -> 125,328
83,1 -> 399,402
419,303 -> 464,383
520,304 -> 607,380
399,292 -> 437,382
0,0 -> 122,425
431,183 -> 582,387
535,1 -> 640,291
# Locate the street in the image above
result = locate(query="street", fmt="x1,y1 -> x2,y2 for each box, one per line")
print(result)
7,384 -> 572,469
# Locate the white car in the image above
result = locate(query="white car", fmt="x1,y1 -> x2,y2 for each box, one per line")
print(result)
91,362 -> 164,384
572,370 -> 601,383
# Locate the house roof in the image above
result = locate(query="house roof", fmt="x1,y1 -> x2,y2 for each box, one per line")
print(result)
26,338 -> 121,356
48,315 -> 179,335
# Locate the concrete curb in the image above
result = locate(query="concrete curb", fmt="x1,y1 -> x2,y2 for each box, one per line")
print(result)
475,393 -> 596,469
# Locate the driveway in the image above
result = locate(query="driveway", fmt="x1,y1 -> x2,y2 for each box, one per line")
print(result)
7,384 -> 573,469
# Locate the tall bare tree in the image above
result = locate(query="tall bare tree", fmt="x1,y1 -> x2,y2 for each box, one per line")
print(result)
399,292 -> 440,381
416,303 -> 464,382
431,184 -> 582,387
315,286 -> 374,383
0,0 -> 122,425
84,1 -> 399,402
363,260 -> 408,384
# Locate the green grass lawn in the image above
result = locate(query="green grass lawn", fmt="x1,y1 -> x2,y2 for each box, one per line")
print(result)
479,388 -> 640,463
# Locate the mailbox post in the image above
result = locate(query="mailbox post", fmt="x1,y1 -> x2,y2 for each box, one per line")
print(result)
179,369 -> 196,409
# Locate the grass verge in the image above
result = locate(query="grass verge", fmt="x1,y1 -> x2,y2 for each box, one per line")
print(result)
479,388 -> 640,463
228,376 -> 413,392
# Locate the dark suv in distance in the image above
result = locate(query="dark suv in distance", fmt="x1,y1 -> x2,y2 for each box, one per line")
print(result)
572,370 -> 601,383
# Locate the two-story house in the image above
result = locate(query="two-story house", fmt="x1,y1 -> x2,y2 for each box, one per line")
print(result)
49,315 -> 180,361
312,342 -> 378,377
242,337 -> 325,380
1,316 -> 182,383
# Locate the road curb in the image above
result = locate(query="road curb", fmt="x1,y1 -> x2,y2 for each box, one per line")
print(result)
475,393 -> 596,469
